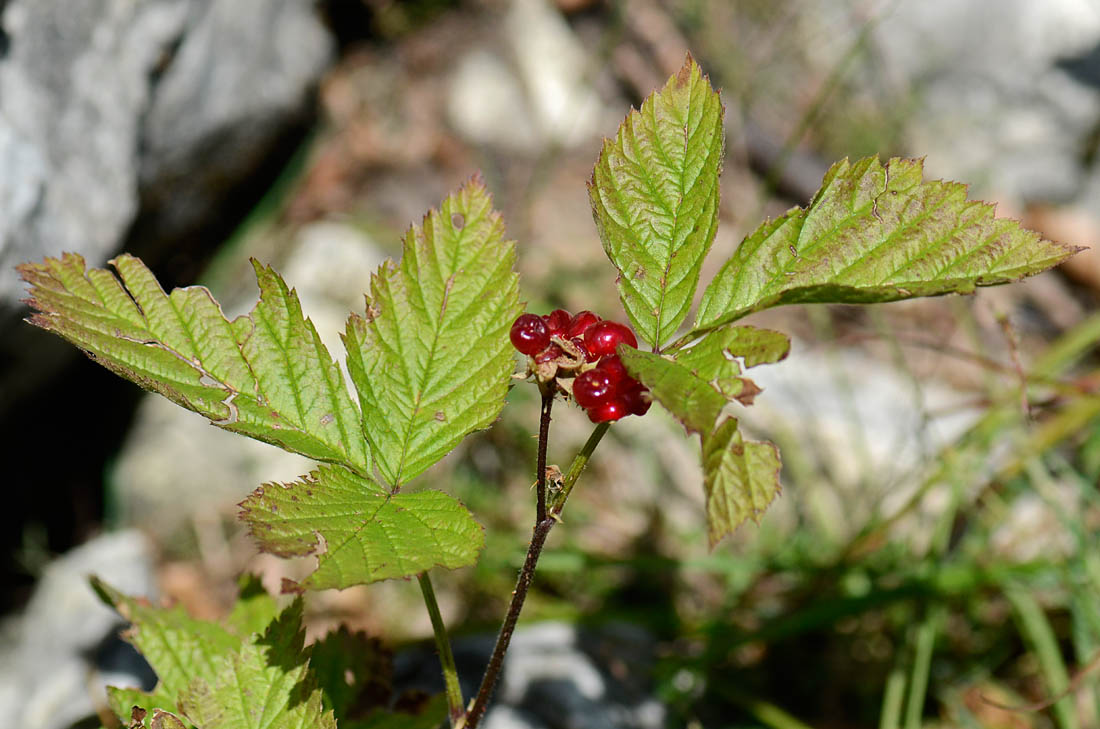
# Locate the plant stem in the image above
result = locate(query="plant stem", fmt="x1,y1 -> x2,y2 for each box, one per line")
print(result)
535,386 -> 553,523
417,573 -> 465,726
466,420 -> 612,728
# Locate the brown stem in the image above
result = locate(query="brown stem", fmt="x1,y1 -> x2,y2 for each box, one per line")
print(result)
465,419 -> 612,728
465,516 -> 556,728
535,386 -> 553,523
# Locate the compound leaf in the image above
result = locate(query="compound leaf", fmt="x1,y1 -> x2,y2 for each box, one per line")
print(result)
674,326 -> 790,400
701,419 -> 782,547
345,177 -> 521,487
178,601 -> 335,729
19,254 -> 370,472
93,577 -> 240,720
590,53 -> 724,350
696,156 -> 1080,330
618,347 -> 781,540
617,347 -> 726,434
240,465 -> 485,589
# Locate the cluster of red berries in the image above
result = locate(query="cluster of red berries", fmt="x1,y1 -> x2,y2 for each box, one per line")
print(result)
509,309 -> 651,423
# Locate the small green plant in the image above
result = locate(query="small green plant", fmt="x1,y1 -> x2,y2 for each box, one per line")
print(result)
19,56 -> 1078,729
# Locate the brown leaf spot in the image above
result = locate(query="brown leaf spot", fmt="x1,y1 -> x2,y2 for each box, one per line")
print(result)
128,707 -> 147,729
281,578 -> 305,595
320,413 -> 335,426
734,378 -> 763,406
434,411 -> 447,422
451,212 -> 465,229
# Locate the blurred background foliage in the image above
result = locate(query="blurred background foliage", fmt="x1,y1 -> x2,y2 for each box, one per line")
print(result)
7,1 -> 1100,727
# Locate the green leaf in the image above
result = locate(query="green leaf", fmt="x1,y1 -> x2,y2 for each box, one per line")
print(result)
674,325 -> 790,400
589,53 -> 724,350
178,600 -> 336,729
695,156 -> 1081,330
344,177 -> 521,486
240,465 -> 485,589
93,577 -> 240,715
108,688 -> 182,728
350,695 -> 448,729
618,347 -> 781,541
96,579 -> 336,729
617,347 -> 726,434
225,574 -> 281,638
19,254 -> 370,472
701,418 -> 782,547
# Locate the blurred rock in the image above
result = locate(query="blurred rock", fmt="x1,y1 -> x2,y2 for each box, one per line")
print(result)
396,622 -> 665,729
447,0 -> 616,153
822,0 -> 1100,203
0,530 -> 157,729
0,0 -> 332,307
111,222 -> 385,534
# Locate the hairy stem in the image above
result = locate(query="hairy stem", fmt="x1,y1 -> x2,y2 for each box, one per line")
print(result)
418,573 -> 465,726
467,419 -> 612,728
536,386 -> 553,523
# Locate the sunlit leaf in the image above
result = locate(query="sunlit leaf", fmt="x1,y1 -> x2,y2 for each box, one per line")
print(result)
696,156 -> 1080,330
618,347 -> 781,541
701,418 -> 782,547
178,601 -> 335,729
19,255 -> 370,472
344,177 -> 521,486
590,53 -> 724,350
240,465 -> 485,589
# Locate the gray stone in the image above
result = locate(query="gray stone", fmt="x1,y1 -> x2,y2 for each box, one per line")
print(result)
0,0 -> 189,303
0,530 -> 156,729
397,622 -> 665,729
0,0 -> 333,308
447,0 -> 617,153
811,0 -> 1100,203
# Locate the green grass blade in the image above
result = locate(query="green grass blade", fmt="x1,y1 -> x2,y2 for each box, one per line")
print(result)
1006,583 -> 1079,729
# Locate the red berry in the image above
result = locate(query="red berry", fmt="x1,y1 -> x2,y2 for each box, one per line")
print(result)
534,342 -> 563,364
621,383 -> 651,416
544,309 -> 571,335
596,354 -> 628,384
571,336 -> 597,362
573,369 -> 618,409
566,310 -> 600,338
584,321 -> 638,358
510,314 -> 550,355
587,397 -> 629,423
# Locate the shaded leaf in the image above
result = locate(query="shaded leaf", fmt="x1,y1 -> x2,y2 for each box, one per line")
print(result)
310,628 -> 393,719
701,418 -> 782,547
93,577 -> 239,715
241,465 -> 485,589
348,694 -> 449,729
178,600 -> 336,729
589,53 -> 724,349
344,177 -> 521,487
19,254 -> 370,472
696,157 -> 1080,330
618,347 -> 781,541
